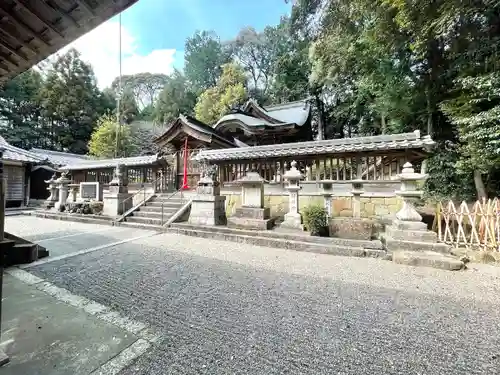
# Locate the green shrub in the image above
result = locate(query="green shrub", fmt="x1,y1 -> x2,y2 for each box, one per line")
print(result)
89,201 -> 103,215
302,204 -> 328,236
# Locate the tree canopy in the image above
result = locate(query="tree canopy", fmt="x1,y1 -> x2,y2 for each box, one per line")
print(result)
2,1 -> 500,200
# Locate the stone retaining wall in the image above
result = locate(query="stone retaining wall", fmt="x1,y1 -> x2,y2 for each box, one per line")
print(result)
224,193 -> 402,219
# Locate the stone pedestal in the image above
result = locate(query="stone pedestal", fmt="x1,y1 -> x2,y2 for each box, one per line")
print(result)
54,172 -> 70,211
103,193 -> 134,217
384,162 -> 450,253
44,174 -> 58,209
188,175 -> 227,226
103,164 -> 133,217
281,161 -> 304,230
228,171 -> 274,230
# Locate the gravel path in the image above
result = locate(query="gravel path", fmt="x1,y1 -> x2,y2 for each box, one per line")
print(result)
27,232 -> 500,374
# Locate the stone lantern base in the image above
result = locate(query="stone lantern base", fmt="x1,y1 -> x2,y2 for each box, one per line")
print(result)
384,219 -> 451,253
228,206 -> 274,230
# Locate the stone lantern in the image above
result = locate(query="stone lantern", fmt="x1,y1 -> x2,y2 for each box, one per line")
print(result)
394,162 -> 427,223
54,171 -> 70,211
384,162 -> 450,253
44,173 -> 58,208
281,160 -> 304,229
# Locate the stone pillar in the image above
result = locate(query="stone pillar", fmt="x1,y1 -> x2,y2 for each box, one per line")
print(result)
321,181 -> 333,218
103,164 -> 133,217
188,166 -> 227,226
281,161 -> 304,229
384,162 -> 450,253
44,173 -> 58,208
54,172 -> 70,211
351,180 -> 364,219
68,184 -> 79,203
228,170 -> 273,230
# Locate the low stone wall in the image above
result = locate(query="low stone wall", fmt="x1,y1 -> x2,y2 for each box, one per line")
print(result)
224,192 -> 402,219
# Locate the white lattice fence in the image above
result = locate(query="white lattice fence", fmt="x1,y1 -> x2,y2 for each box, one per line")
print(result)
435,198 -> 500,251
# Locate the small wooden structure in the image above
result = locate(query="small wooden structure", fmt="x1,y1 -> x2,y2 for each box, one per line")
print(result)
0,136 -> 48,207
59,154 -> 174,193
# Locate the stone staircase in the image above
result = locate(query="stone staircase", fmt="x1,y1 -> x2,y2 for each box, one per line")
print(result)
123,193 -> 186,228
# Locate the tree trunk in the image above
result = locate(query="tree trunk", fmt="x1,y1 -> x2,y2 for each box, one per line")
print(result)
314,95 -> 324,140
473,169 -> 487,200
381,113 -> 387,135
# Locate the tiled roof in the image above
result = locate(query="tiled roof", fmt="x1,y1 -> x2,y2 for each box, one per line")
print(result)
195,131 -> 435,162
30,148 -> 90,167
264,100 -> 311,126
61,155 -> 161,171
242,99 -> 311,126
0,136 -> 47,164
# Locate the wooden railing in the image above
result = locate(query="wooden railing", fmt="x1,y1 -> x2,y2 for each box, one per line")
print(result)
434,198 -> 500,251
215,154 -> 409,185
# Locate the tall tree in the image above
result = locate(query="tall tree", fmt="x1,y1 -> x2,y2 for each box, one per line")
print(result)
111,73 -> 168,110
0,69 -> 44,149
195,63 -> 248,125
153,70 -> 197,124
184,31 -> 231,93
88,114 -> 136,158
39,48 -> 103,153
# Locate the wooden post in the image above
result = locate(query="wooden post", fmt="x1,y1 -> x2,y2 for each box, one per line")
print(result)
0,147 -> 10,366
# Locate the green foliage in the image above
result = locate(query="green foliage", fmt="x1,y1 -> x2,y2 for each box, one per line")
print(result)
88,115 -> 136,158
194,63 -> 248,125
153,70 -> 197,124
39,48 -> 106,153
184,31 -> 231,93
302,205 -> 328,236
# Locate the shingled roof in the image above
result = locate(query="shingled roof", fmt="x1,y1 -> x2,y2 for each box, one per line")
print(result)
195,131 -> 436,162
0,136 -> 47,163
30,148 -> 90,167
60,154 -> 163,171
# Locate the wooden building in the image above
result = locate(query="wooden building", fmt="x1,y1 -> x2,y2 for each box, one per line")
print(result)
0,137 -> 48,207
153,99 -> 313,188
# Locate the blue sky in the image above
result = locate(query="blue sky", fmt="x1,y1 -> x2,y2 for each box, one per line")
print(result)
60,0 -> 291,88
120,0 -> 291,70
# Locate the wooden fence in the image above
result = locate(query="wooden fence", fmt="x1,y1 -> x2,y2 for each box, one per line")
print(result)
434,198 -> 500,251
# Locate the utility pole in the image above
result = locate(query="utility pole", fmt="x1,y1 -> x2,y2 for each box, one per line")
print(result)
114,13 -> 122,158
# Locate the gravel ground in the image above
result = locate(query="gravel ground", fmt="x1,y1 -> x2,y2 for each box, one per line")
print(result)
26,232 -> 500,375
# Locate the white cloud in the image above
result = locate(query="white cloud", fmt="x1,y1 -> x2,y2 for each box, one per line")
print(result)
41,20 -> 177,89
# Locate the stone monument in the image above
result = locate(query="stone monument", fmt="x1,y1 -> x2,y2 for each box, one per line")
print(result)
44,173 -> 58,209
188,165 -> 227,226
103,164 -> 133,217
384,162 -> 450,253
329,180 -> 374,240
54,172 -> 70,211
281,161 -> 304,229
227,170 -> 274,230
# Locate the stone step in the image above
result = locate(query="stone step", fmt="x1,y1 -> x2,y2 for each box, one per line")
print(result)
132,210 -> 176,219
384,237 -> 451,254
151,195 -> 185,202
227,217 -> 275,230
138,205 -> 183,213
116,221 -> 163,230
392,250 -> 465,271
170,223 -> 384,250
126,216 -> 165,226
146,200 -> 185,208
168,226 -> 385,258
